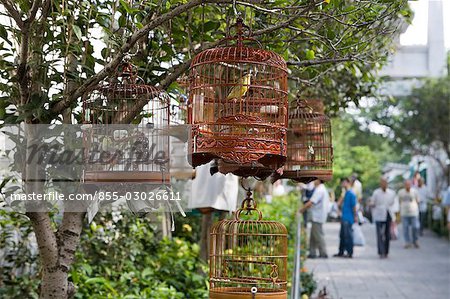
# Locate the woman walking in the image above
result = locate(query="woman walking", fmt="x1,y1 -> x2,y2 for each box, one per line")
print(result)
397,180 -> 420,248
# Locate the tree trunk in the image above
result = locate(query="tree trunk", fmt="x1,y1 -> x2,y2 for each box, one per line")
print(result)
39,269 -> 70,299
27,211 -> 84,299
25,123 -> 84,299
26,211 -> 67,299
200,210 -> 213,261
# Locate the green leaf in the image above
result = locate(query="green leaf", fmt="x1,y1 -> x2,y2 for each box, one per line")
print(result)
203,21 -> 220,32
119,0 -> 133,14
305,49 -> 315,60
72,25 -> 82,40
118,15 -> 127,28
0,25 -> 8,42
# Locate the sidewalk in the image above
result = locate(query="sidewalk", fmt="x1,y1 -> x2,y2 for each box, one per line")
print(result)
305,222 -> 450,299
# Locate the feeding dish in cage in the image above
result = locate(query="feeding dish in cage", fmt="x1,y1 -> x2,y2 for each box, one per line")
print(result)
188,17 -> 288,177
209,188 -> 288,298
82,61 -> 170,184
271,99 -> 333,183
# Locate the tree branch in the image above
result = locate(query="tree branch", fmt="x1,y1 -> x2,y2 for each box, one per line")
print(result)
52,0 -> 321,115
287,56 -> 355,67
28,0 -> 42,24
17,26 -> 31,106
255,14 -> 304,36
57,212 -> 85,272
236,1 -> 282,14
52,0 -> 238,115
0,0 -> 24,29
26,212 -> 59,269
39,0 -> 51,22
160,12 -> 308,89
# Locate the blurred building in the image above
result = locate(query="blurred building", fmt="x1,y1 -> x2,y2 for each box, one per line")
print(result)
379,0 -> 447,97
380,0 -> 448,197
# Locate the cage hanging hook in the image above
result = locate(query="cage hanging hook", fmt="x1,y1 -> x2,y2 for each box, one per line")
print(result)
295,95 -> 313,112
239,177 -> 251,192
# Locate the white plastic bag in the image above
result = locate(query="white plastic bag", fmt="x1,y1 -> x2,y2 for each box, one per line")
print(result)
353,224 -> 365,246
390,222 -> 398,241
432,205 -> 442,220
357,210 -> 365,224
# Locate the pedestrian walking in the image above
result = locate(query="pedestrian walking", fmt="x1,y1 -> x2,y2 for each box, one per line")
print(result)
416,178 -> 432,236
397,180 -> 420,249
334,178 -> 358,258
299,179 -> 329,259
370,177 -> 395,258
302,182 -> 315,228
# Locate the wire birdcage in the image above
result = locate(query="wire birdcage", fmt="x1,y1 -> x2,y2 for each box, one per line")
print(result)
272,99 -> 333,183
209,188 -> 288,299
81,60 -> 170,184
188,17 -> 289,177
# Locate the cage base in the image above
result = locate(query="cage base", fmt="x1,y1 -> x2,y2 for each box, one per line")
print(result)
272,169 -> 332,184
191,153 -> 285,179
217,160 -> 275,180
210,287 -> 287,299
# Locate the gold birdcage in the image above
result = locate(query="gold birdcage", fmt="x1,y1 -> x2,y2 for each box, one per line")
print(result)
209,188 -> 288,299
188,17 -> 289,178
81,60 -> 170,184
272,99 -> 333,183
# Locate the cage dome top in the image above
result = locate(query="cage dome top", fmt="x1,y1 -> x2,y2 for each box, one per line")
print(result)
92,61 -> 166,99
191,17 -> 288,72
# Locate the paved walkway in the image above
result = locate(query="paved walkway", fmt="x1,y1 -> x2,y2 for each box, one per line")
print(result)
305,222 -> 450,299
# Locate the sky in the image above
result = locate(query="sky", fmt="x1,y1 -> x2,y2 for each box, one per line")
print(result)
400,0 -> 450,48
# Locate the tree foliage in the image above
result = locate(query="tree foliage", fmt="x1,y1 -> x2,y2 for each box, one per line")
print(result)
0,0 -> 412,126
329,115 -> 403,193
365,75 -> 450,183
0,209 -> 209,298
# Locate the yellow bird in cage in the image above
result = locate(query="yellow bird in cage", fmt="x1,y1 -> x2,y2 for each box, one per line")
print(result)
226,70 -> 253,101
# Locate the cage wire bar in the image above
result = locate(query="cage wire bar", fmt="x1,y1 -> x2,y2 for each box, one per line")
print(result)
188,17 -> 289,178
271,98 -> 333,183
81,60 -> 170,185
209,187 -> 288,299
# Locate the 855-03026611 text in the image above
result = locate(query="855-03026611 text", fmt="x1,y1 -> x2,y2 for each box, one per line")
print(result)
9,191 -> 182,202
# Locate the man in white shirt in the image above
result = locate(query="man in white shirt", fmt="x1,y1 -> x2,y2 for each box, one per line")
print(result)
416,178 -> 431,236
299,179 -> 330,259
397,180 -> 420,248
370,178 -> 396,258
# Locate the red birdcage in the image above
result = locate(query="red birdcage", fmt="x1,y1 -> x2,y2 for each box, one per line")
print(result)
188,17 -> 289,178
272,99 -> 333,183
209,187 -> 288,299
81,60 -> 170,184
